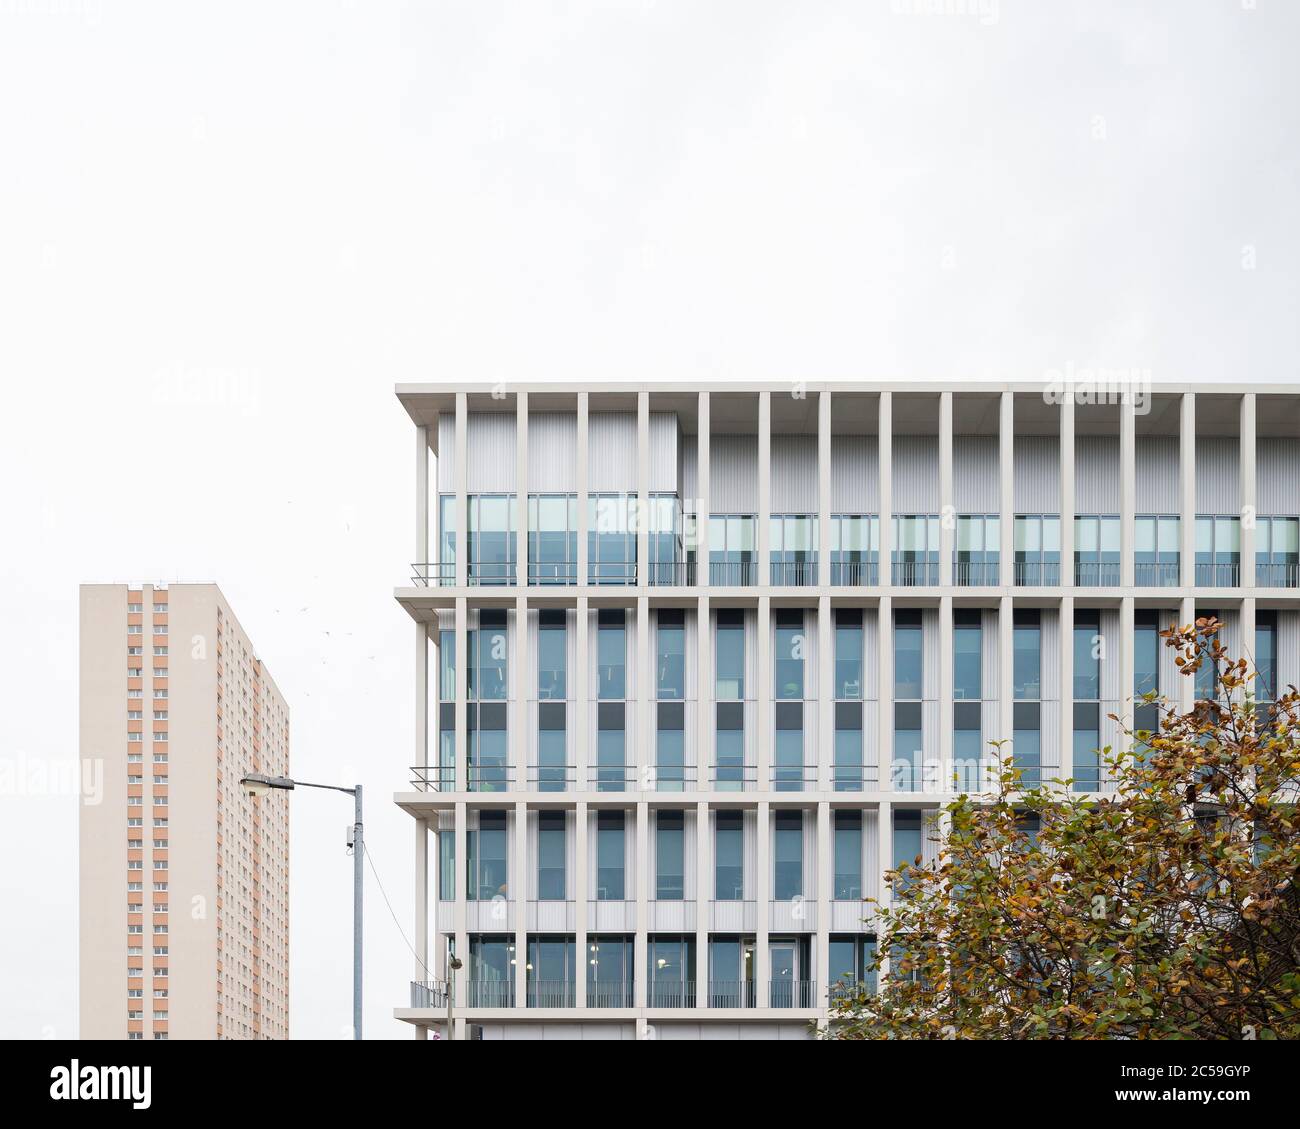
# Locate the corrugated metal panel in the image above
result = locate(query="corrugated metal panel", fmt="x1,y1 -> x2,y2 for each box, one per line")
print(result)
1136,436 -> 1179,513
1041,609 -> 1061,771
710,435 -> 758,511
466,412 -> 517,492
680,439 -> 697,502
1014,437 -> 1060,513
892,436 -> 939,512
683,809 -> 698,900
922,700 -> 940,771
1100,609 -> 1121,700
863,610 -> 879,701
921,811 -> 942,868
981,608 -> 999,700
1196,438 -> 1240,512
770,435 -> 818,512
862,810 -> 879,902
1040,699 -> 1061,770
438,414 -> 456,492
1158,608 -> 1182,700
528,413 -> 577,492
921,608 -> 939,700
1221,609 -> 1241,667
1099,699 -> 1123,778
831,435 -> 879,512
588,412 -> 637,493
743,809 -> 757,900
1278,612 -> 1300,696
1257,439 -> 1300,514
1075,437 -> 1120,513
954,437 -> 998,512
649,412 -> 678,494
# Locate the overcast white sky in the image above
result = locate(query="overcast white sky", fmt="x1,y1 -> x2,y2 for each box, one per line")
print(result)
1,1 -> 1297,1039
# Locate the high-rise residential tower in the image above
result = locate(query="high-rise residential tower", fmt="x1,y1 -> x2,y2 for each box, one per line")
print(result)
80,582 -> 290,1040
393,382 -> 1300,1040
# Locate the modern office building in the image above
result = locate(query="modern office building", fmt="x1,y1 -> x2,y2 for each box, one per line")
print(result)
80,583 -> 290,1040
392,382 -> 1300,1040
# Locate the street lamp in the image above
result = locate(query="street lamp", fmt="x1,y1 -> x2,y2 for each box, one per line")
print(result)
240,772 -> 363,1040
447,946 -> 463,1041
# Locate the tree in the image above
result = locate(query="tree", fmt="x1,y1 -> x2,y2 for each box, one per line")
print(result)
827,618 -> 1300,1040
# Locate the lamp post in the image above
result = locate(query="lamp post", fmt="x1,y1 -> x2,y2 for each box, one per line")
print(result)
241,772 -> 363,1040
447,943 -> 463,1041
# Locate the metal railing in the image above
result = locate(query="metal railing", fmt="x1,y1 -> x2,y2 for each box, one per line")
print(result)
768,979 -> 817,1009
1014,560 -> 1060,586
527,765 -> 576,792
528,561 -> 577,585
1196,561 -> 1240,587
709,559 -> 757,586
587,981 -> 635,1009
526,980 -> 576,1008
953,560 -> 999,586
648,560 -> 696,586
770,559 -> 818,586
1074,560 -> 1120,587
770,766 -> 819,792
588,561 -> 638,586
1257,561 -> 1300,587
411,562 -> 456,587
467,561 -> 517,586
410,765 -> 455,791
707,980 -> 756,1008
466,980 -> 515,1008
584,766 -> 639,793
709,764 -> 758,792
828,978 -> 877,1005
831,767 -> 880,792
466,767 -> 515,793
410,980 -> 451,1008
1134,561 -> 1180,586
648,980 -> 695,1008
649,765 -> 698,792
891,559 -> 939,586
830,558 -> 879,586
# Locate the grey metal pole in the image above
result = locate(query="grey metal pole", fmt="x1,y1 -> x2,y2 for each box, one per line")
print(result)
353,784 -> 363,1040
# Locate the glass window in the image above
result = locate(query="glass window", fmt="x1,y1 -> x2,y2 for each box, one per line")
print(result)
892,810 -> 922,874
596,811 -> 625,900
538,616 -> 566,700
587,936 -> 633,1006
834,703 -> 864,791
715,811 -> 744,900
716,616 -> 745,700
1256,612 -> 1278,701
833,810 -> 862,899
1073,613 -> 1100,700
1073,702 -> 1100,792
589,494 -> 637,584
597,613 -> 626,700
656,612 -> 685,699
1013,614 -> 1041,700
773,811 -> 803,900
655,811 -> 685,900
467,810 -> 508,901
528,494 -> 577,584
537,810 -> 566,900
438,831 -> 454,900
774,614 -> 805,700
1134,611 -> 1160,698
1013,701 -> 1040,787
467,494 -> 517,584
710,514 -> 757,584
953,616 -> 982,700
894,612 -> 923,700
438,495 -> 456,575
834,611 -> 863,699
649,937 -> 695,1007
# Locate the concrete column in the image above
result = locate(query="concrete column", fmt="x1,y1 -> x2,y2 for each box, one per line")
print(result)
818,595 -> 832,790
454,393 -> 467,588
1241,394 -> 1256,592
876,799 -> 892,982
999,393 -> 1015,585
453,800 -> 468,1013
513,800 -> 527,1011
1059,394 -> 1074,590
758,391 -> 771,587
416,423 -> 429,575
1059,596 -> 1074,787
1241,597 -> 1256,685
637,596 -> 651,786
576,596 -> 589,788
757,594 -> 771,789
1180,595 -> 1196,713
575,800 -> 588,1007
815,799 -> 831,1010
516,392 -> 528,586
939,595 -> 954,792
697,595 -> 711,791
878,394 -> 893,587
415,622 -> 428,772
818,390 -> 832,588
999,595 -> 1014,787
577,393 -> 589,587
514,595 -> 527,790
1121,395 -> 1136,588
1119,596 -> 1135,780
755,800 -> 770,1000
633,801 -> 648,1009
878,596 -> 893,790
697,393 -> 710,589
637,392 -> 650,587
414,816 -> 428,987
939,391 -> 954,586
695,801 -> 709,1010
454,597 -> 467,792
1181,393 -> 1196,589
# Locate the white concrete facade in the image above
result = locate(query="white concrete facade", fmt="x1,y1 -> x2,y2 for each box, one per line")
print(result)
392,382 -> 1300,1040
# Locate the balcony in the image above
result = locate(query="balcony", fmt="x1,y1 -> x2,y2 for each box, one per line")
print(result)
411,562 -> 455,587
528,561 -> 577,586
1073,560 -> 1120,587
1257,561 -> 1299,587
410,980 -> 451,1008
467,561 -> 516,586
769,765 -> 819,792
953,560 -> 999,586
830,766 -> 880,792
526,980 -> 576,1008
467,766 -> 515,793
588,561 -> 637,586
768,979 -> 817,1009
710,559 -> 757,586
707,980 -> 756,1008
1196,561 -> 1240,587
828,978 -> 877,1006
1135,561 -> 1180,586
527,765 -> 577,793
466,980 -> 515,1008
891,559 -> 939,586
648,980 -> 696,1008
587,981 -> 635,1008
830,558 -> 878,586
1014,560 -> 1060,586
647,560 -> 696,586
709,764 -> 758,792
770,559 -> 817,586
410,764 -> 455,791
